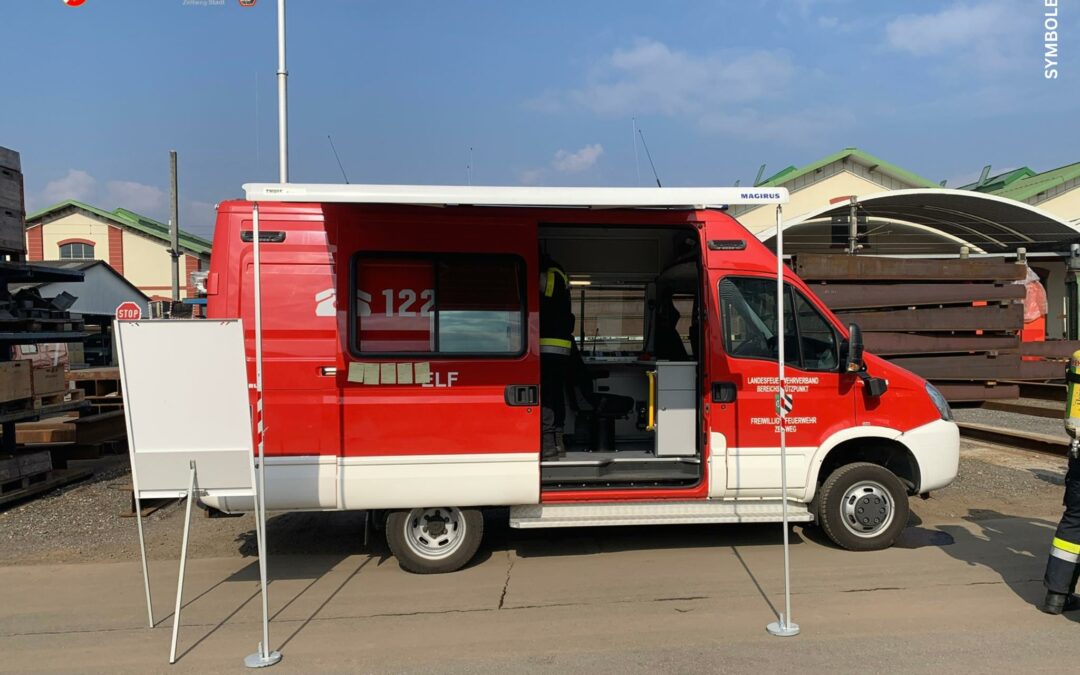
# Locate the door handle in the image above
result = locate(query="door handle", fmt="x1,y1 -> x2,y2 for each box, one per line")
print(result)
505,384 -> 539,407
711,381 -> 737,403
320,366 -> 338,376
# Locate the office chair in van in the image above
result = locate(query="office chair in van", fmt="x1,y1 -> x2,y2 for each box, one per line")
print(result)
566,341 -> 635,452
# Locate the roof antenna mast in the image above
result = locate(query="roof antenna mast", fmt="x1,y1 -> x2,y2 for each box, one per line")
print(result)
637,127 -> 662,187
632,117 -> 642,186
327,135 -> 349,184
276,0 -> 289,183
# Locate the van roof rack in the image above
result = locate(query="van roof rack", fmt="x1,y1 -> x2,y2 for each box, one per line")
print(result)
242,183 -> 789,208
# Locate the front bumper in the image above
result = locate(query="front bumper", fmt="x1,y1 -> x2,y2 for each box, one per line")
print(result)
900,418 -> 960,493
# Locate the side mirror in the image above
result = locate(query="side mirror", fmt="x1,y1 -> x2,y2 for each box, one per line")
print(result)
843,323 -> 865,373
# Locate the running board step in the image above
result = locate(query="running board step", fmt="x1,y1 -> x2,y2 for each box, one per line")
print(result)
509,500 -> 815,529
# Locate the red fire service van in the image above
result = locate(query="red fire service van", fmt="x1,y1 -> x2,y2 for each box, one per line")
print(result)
202,184 -> 959,573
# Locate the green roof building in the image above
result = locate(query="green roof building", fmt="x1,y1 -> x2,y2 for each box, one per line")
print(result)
25,200 -> 212,300
733,147 -> 940,234
962,162 -> 1080,224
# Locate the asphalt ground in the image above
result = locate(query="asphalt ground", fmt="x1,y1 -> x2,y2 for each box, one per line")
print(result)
0,440 -> 1076,673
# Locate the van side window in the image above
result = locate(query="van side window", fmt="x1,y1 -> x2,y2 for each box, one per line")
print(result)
352,255 -> 525,356
718,277 -> 837,371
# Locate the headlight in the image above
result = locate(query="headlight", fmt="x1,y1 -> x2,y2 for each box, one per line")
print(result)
926,383 -> 953,421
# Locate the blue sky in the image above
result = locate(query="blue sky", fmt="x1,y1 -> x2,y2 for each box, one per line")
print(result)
2,0 -> 1076,238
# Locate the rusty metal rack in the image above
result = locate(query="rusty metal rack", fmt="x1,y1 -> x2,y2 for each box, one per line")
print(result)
797,253 -> 1076,402
0,259 -> 91,505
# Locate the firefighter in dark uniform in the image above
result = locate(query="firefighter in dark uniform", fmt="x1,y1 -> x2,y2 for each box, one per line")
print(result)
539,254 -> 573,459
1041,452 -> 1080,613
1041,351 -> 1080,614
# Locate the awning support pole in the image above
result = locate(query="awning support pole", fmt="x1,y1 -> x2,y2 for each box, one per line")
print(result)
245,204 -> 282,669
767,204 -> 800,638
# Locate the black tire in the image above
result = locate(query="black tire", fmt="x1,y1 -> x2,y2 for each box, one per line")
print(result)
385,507 -> 484,574
818,462 -> 909,551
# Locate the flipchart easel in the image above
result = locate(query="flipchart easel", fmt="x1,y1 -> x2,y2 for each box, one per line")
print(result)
116,319 -> 279,665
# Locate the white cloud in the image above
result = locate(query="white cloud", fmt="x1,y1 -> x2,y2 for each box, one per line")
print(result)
518,168 -> 546,185
532,39 -> 843,144
813,14 -> 862,32
36,169 -> 97,207
885,1 -> 1025,71
106,180 -> 166,215
520,143 -> 605,185
28,170 -> 177,220
552,144 -> 604,172
557,40 -> 794,119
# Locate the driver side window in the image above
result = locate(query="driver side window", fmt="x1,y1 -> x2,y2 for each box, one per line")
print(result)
718,277 -> 838,371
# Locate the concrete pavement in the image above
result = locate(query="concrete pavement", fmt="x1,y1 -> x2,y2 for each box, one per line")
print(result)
2,511 -> 1078,673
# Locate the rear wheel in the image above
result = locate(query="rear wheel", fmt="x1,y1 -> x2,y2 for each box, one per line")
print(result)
385,506 -> 484,574
818,462 -> 909,551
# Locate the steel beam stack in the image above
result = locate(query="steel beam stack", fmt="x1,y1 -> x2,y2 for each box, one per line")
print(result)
796,253 -> 1078,403
0,147 -> 92,507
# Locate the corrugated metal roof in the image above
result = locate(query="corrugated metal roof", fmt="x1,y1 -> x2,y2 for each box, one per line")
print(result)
10,259 -> 150,308
983,162 -> 1080,202
959,167 -> 1036,192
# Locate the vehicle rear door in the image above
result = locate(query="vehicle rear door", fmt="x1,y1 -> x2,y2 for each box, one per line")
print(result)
238,213 -> 343,469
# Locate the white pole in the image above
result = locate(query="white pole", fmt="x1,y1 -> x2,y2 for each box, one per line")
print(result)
169,462 -> 197,664
245,205 -> 282,668
276,0 -> 289,183
246,1 -> 286,664
254,204 -> 270,654
767,205 -> 799,637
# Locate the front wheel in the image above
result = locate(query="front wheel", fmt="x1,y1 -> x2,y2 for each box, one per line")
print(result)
385,507 -> 484,574
818,462 -> 909,551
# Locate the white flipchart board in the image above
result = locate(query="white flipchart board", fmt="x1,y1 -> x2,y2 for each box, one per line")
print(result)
116,320 -> 257,499
116,319 -> 261,664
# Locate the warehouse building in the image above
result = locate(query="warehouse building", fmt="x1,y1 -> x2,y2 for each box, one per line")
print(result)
24,201 -> 211,300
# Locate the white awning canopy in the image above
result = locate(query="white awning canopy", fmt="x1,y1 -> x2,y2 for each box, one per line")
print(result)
761,188 -> 1080,254
243,183 -> 789,208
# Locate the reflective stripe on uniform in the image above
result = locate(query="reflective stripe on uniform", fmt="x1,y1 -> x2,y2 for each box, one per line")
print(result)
541,337 -> 572,349
542,267 -> 568,298
1052,537 -> 1080,558
540,337 -> 572,355
541,345 -> 571,355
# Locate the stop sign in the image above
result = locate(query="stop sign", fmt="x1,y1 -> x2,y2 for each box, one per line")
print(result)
115,302 -> 143,321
